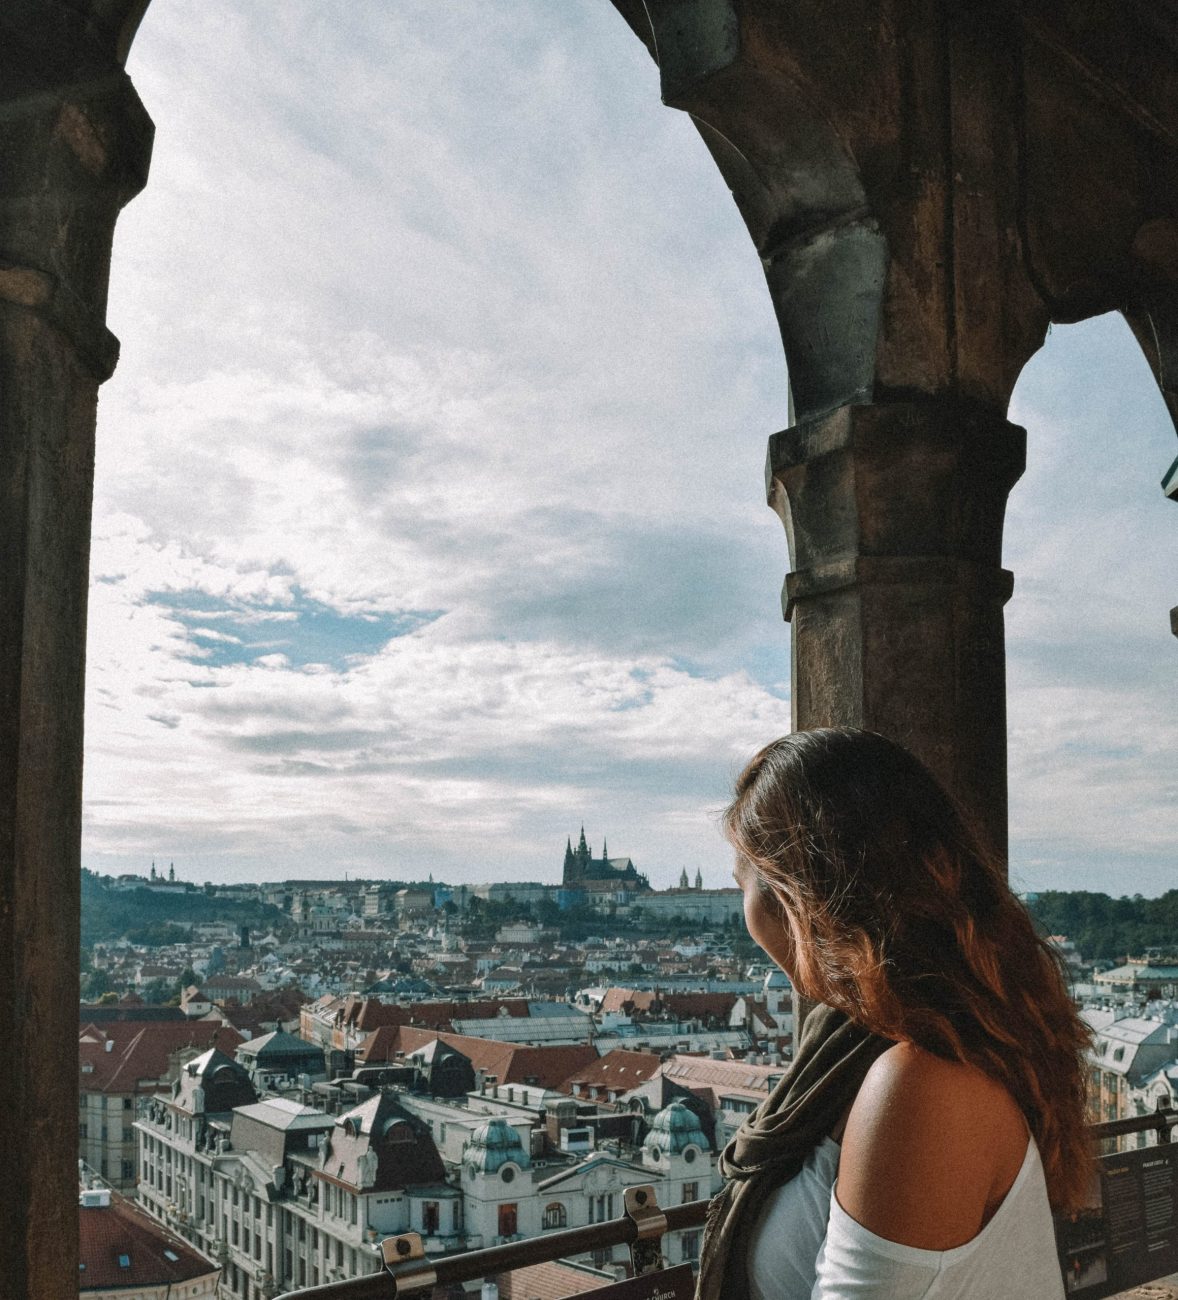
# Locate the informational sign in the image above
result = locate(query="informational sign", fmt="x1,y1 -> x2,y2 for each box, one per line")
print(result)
568,1263 -> 696,1300
1056,1140 -> 1178,1298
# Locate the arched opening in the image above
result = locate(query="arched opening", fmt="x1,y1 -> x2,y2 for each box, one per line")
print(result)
1005,312 -> 1177,896
88,2 -> 791,897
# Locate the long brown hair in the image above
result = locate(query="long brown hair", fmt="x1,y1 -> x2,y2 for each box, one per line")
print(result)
725,728 -> 1093,1211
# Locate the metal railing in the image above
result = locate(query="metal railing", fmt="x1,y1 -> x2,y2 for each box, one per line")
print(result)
274,1184 -> 705,1299
270,1106 -> 1176,1300
1090,1103 -> 1176,1146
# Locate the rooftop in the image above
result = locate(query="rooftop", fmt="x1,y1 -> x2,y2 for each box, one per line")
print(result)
234,1098 -> 331,1131
79,1188 -> 218,1291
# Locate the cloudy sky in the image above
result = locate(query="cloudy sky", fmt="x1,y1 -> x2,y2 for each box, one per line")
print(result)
84,2 -> 1176,895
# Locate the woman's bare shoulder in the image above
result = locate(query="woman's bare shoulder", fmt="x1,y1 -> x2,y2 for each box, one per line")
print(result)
836,1042 -> 1028,1250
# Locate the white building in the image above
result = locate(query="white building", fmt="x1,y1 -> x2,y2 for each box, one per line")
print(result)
135,1048 -> 454,1298
135,1047 -> 719,1295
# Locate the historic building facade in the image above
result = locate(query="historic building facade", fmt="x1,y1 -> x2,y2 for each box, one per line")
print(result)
561,827 -> 648,891
135,1047 -> 717,1297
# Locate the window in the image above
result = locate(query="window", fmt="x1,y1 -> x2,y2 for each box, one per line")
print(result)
589,1193 -> 614,1224
682,1181 -> 699,1204
681,1231 -> 700,1262
498,1203 -> 518,1238
543,1202 -> 567,1229
422,1201 -> 440,1235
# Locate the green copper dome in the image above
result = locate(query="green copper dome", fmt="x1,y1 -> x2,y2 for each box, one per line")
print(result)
463,1118 -> 531,1173
643,1100 -> 707,1155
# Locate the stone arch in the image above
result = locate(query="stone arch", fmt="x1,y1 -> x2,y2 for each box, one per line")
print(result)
4,4 -> 1178,1296
611,1 -> 1178,877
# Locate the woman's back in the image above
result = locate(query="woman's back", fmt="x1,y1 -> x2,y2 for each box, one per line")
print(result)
747,1043 -> 1066,1299
747,1129 -> 1066,1300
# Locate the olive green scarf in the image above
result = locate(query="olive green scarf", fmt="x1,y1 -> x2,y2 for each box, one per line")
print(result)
695,1004 -> 893,1300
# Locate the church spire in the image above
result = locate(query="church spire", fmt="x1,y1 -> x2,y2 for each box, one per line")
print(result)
577,825 -> 590,866
679,867 -> 689,889
694,868 -> 703,890
563,835 -> 577,886
601,836 -> 608,863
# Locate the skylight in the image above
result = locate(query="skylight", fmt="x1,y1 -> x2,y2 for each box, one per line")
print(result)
118,1254 -> 131,1268
163,1249 -> 179,1261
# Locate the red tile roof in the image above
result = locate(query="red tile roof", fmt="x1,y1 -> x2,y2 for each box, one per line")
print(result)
79,1190 -> 219,1290
599,988 -> 659,1016
491,1260 -> 614,1298
658,1053 -> 782,1103
662,992 -> 739,1021
359,1026 -> 598,1089
339,995 -> 533,1033
79,1021 -> 244,1094
560,1049 -> 664,1098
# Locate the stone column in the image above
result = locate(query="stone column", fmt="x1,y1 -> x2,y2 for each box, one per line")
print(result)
0,63 -> 152,1298
767,401 -> 1026,868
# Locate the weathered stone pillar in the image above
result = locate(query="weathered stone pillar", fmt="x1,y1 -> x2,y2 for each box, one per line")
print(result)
0,44 -> 152,1297
767,402 -> 1025,867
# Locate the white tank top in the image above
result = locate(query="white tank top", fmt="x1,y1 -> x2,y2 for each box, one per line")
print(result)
747,1134 -> 1066,1300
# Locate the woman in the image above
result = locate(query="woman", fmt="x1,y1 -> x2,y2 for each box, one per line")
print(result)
696,728 -> 1092,1300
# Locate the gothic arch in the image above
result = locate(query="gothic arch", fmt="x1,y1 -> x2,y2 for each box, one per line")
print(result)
3,4 -> 1178,1296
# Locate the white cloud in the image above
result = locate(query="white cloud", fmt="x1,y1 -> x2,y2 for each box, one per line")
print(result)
81,4 -> 1177,894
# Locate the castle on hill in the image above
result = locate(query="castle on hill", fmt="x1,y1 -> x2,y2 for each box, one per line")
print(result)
561,827 -> 649,893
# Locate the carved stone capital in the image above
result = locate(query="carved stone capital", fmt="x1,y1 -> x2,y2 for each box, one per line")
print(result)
766,401 -> 1026,614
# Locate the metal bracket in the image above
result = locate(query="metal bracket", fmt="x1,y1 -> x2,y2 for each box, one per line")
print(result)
1157,1099 -> 1174,1144
380,1233 -> 438,1297
624,1184 -> 668,1276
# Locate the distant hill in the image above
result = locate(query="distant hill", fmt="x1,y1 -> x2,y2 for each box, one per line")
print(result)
81,869 -> 286,948
1023,890 -> 1178,963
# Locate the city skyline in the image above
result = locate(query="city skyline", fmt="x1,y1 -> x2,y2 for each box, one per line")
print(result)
82,3 -> 1177,895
